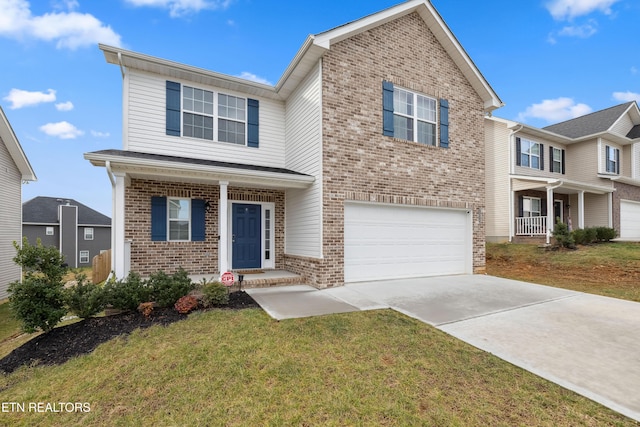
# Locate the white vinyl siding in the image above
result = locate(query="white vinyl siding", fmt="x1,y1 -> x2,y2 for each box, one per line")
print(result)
584,193 -> 609,228
484,118 -> 511,241
565,140 -> 602,185
284,62 -> 323,258
0,138 -> 23,299
125,70 -> 286,168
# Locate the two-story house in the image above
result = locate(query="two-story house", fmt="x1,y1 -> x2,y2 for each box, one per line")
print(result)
85,0 -> 502,288
0,107 -> 37,300
22,197 -> 111,268
485,101 -> 640,243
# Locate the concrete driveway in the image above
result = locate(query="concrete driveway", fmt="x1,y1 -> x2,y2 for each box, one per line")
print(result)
247,275 -> 640,421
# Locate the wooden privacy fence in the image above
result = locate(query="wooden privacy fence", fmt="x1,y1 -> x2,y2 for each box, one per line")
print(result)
92,249 -> 111,284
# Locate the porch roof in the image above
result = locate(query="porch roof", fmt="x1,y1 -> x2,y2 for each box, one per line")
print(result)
510,175 -> 613,195
84,149 -> 315,190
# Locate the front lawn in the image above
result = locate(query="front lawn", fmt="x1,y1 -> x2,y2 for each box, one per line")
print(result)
486,241 -> 640,302
0,308 -> 634,426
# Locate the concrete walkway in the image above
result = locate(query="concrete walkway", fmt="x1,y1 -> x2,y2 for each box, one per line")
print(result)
247,275 -> 640,421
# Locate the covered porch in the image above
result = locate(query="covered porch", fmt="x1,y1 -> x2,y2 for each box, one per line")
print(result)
510,176 -> 613,244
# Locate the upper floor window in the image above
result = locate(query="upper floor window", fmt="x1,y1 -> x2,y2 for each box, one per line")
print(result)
606,145 -> 620,174
168,198 -> 191,241
84,227 -> 94,240
166,81 -> 259,148
520,139 -> 540,169
393,87 -> 437,146
46,226 -> 54,236
550,147 -> 565,174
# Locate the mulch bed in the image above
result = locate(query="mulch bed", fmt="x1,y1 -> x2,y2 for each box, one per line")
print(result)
0,291 -> 260,374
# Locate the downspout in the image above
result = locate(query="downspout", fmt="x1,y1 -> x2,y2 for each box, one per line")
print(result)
508,124 -> 524,242
105,161 -> 116,281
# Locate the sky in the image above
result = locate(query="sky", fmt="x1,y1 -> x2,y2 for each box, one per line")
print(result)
1,0 -> 639,217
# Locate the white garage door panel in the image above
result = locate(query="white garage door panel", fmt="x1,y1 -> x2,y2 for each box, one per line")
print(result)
344,203 -> 471,282
620,200 -> 640,240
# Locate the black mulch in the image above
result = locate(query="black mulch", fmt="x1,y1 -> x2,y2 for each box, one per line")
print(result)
0,291 -> 260,374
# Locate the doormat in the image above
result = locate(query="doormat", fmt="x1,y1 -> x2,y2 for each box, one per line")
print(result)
235,270 -> 265,274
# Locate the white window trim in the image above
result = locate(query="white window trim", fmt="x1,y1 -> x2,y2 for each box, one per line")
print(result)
226,201 -> 275,270
606,145 -> 618,174
552,147 -> 563,173
553,199 -> 564,224
181,85 -> 248,146
84,227 -> 94,240
523,196 -> 542,217
520,139 -> 541,170
79,250 -> 90,264
393,86 -> 438,146
167,198 -> 192,242
45,226 -> 54,236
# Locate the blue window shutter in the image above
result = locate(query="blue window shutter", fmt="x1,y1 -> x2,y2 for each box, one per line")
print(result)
191,199 -> 206,242
515,137 -> 522,166
541,198 -> 547,216
166,81 -> 181,136
382,81 -> 394,137
247,98 -> 259,148
518,195 -> 524,217
151,197 -> 167,241
439,99 -> 449,148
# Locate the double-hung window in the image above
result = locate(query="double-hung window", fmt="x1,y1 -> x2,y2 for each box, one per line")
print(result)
183,86 -> 214,140
606,145 -> 620,174
79,251 -> 90,264
393,87 -> 437,146
522,197 -> 541,217
168,198 -> 191,241
84,227 -> 94,240
218,94 -> 246,145
551,147 -> 564,173
520,139 -> 540,169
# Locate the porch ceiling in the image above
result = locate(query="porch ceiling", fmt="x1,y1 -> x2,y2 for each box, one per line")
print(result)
511,175 -> 613,195
84,149 -> 315,190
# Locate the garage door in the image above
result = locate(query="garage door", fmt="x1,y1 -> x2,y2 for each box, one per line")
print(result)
620,200 -> 640,240
344,202 -> 472,283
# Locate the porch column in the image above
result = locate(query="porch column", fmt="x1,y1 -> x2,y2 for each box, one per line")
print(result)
546,186 -> 554,244
578,191 -> 585,229
608,192 -> 613,228
113,172 -> 127,278
218,181 -> 229,276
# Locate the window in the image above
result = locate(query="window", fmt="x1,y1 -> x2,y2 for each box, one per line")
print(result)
46,226 -> 54,236
520,139 -> 540,169
218,94 -> 246,145
606,145 -> 620,174
264,209 -> 271,260
84,227 -> 94,240
393,87 -> 437,145
183,86 -> 214,140
522,197 -> 541,217
551,147 -> 564,173
79,251 -> 89,264
168,198 -> 191,241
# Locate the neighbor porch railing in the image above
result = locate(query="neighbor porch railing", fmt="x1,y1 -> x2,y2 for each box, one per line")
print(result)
515,216 -> 547,236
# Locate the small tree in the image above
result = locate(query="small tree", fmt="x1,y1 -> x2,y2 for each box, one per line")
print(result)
8,238 -> 68,333
552,220 -> 575,249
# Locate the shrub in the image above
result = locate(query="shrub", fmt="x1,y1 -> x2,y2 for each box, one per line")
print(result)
175,295 -> 199,314
552,221 -> 575,249
103,271 -> 151,312
64,273 -> 105,318
8,276 -> 66,333
571,228 -> 587,245
584,227 -> 598,244
13,237 -> 67,283
149,268 -> 195,308
201,281 -> 229,307
595,226 -> 617,242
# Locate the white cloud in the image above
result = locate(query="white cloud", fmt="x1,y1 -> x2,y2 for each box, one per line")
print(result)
3,88 -> 56,109
612,91 -> 640,103
237,72 -> 272,86
546,0 -> 620,20
517,98 -> 593,123
558,21 -> 598,38
0,0 -> 122,49
124,0 -> 233,18
55,101 -> 74,111
39,121 -> 84,139
91,130 -> 110,138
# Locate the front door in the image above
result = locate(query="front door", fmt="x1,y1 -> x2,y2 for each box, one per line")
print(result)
554,200 -> 563,225
232,203 -> 261,269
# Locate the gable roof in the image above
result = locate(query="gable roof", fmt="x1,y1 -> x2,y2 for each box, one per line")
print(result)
543,102 -> 639,139
23,196 -> 111,226
100,0 -> 502,111
0,106 -> 36,182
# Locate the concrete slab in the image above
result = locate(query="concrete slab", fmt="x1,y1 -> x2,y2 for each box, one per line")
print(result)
246,285 -> 360,320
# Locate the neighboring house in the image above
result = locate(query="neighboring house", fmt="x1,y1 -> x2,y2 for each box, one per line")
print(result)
85,0 -> 502,288
0,107 -> 37,300
485,101 -> 640,243
22,197 -> 111,268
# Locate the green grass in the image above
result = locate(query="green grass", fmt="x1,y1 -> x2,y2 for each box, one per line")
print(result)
0,302 -> 21,343
0,309 -> 635,426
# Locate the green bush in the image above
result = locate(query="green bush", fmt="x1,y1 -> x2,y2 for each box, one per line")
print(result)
148,268 -> 195,308
103,271 -> 151,312
201,281 -> 229,307
571,228 -> 587,245
8,276 -> 66,333
64,273 -> 105,318
552,221 -> 575,249
595,226 -> 617,242
584,227 -> 598,244
13,237 -> 67,283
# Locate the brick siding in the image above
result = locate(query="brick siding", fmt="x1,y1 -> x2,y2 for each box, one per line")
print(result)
613,181 -> 640,233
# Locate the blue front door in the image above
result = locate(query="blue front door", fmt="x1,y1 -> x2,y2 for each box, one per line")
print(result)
232,203 -> 261,269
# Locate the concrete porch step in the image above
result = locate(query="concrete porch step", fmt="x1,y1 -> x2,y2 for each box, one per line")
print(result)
189,270 -> 306,289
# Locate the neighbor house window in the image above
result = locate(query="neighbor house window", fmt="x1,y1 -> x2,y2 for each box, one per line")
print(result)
551,147 -> 564,173
84,227 -> 94,240
522,197 -> 541,217
168,198 -> 191,241
519,139 -> 541,169
393,87 -> 437,146
79,251 -> 89,264
183,86 -> 214,140
606,145 -> 620,174
46,226 -> 54,236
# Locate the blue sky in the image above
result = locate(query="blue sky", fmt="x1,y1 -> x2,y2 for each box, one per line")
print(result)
1,0 -> 638,217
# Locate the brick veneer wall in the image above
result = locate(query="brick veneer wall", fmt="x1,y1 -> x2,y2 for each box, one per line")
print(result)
125,179 -> 284,276
288,12 -> 489,288
612,181 -> 640,233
